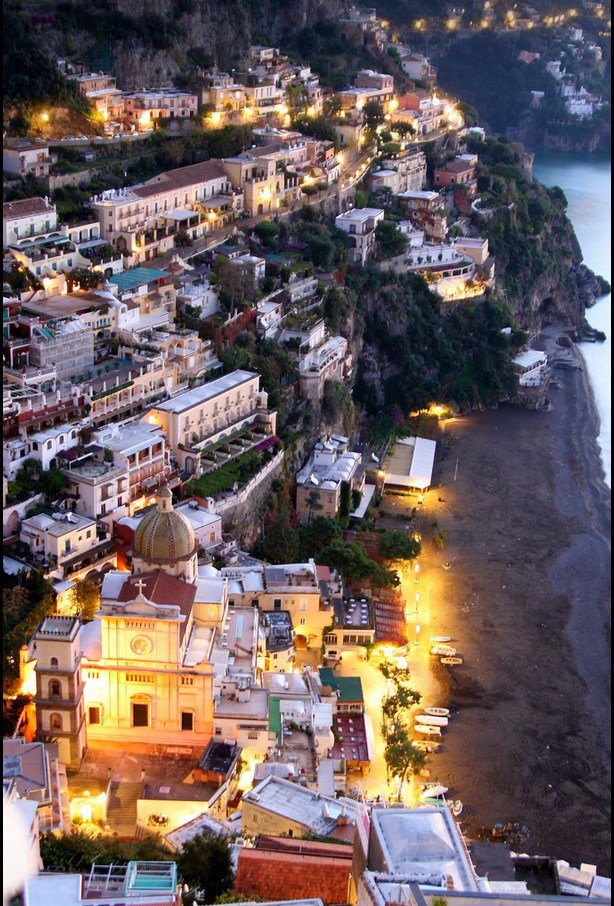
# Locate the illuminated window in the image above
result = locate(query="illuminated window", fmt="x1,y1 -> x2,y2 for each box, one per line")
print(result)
50,713 -> 63,731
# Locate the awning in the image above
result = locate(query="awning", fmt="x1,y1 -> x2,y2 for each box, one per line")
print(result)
164,209 -> 198,222
203,196 -> 232,209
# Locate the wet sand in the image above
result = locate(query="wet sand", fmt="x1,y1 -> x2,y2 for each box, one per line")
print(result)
420,328 -> 611,872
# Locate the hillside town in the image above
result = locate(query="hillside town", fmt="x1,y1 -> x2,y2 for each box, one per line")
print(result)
2,4 -> 611,906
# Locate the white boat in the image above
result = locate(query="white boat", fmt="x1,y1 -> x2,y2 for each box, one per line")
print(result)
430,636 -> 452,643
441,656 -> 463,665
431,645 -> 456,656
420,784 -> 448,800
451,800 -> 463,817
414,724 -> 442,737
413,740 -> 441,753
416,714 -> 448,727
424,707 -> 450,717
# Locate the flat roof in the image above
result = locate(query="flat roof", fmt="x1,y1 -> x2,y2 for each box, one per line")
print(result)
370,807 -> 479,891
3,197 -> 55,220
243,775 -> 358,835
383,436 -> 436,490
109,267 -> 170,292
24,875 -> 82,906
150,370 -> 257,413
318,668 -> 364,703
513,349 -> 547,368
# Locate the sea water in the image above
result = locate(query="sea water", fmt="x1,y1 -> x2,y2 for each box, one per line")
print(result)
533,152 -> 612,489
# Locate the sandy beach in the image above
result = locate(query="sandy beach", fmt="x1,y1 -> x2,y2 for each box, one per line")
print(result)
414,323 -> 611,872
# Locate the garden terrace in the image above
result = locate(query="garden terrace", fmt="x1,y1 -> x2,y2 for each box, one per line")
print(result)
184,443 -> 278,499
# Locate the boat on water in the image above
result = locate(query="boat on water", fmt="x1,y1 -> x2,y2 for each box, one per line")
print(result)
424,707 -> 450,717
430,645 -> 456,656
416,714 -> 448,727
430,636 -> 452,644
451,800 -> 463,817
441,656 -> 463,665
414,724 -> 442,737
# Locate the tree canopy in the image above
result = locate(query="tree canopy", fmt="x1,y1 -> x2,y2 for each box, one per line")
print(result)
377,531 -> 422,564
177,831 -> 234,902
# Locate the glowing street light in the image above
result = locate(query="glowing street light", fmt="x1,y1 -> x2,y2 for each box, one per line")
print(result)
41,112 -> 50,123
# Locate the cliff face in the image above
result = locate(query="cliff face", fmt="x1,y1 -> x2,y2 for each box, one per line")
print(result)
108,0 -> 348,88
508,111 -> 612,155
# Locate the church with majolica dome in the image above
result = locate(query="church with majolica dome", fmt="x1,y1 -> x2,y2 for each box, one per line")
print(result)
25,482 -> 248,768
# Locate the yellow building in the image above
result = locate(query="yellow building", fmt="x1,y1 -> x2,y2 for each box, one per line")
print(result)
26,485 -> 232,765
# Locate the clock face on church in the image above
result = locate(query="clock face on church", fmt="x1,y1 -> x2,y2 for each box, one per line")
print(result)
131,636 -> 153,655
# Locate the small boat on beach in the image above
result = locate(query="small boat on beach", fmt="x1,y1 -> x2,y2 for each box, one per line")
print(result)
431,645 -> 456,656
430,636 -> 452,644
420,784 -> 448,800
414,724 -> 442,737
413,740 -> 441,753
441,656 -> 463,665
416,714 -> 448,727
451,800 -> 463,817
424,707 -> 450,717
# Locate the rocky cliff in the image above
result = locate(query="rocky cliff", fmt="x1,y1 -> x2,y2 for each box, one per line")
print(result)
43,0 -> 349,90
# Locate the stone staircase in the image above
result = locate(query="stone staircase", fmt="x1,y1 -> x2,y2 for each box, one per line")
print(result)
106,780 -> 141,836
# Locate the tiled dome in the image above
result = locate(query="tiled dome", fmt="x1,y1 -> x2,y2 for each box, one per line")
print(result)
134,485 -> 197,563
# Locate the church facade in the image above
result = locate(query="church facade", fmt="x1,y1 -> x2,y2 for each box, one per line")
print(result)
27,485 -> 236,768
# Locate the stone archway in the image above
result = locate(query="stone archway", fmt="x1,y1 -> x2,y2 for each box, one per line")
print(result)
294,634 -> 308,650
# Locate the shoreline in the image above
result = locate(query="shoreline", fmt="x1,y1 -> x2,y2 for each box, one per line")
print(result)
417,323 -> 611,871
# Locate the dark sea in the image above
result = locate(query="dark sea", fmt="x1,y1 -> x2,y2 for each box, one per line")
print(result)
533,152 -> 611,488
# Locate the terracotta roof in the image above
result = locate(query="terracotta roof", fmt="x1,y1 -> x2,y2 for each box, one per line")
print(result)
3,197 -> 54,220
316,565 -> 331,581
329,712 -> 370,764
234,847 -> 351,906
117,570 -> 196,641
435,159 -> 476,174
134,159 -> 227,199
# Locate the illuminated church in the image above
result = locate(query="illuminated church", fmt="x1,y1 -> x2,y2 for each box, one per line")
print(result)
27,484 -> 262,769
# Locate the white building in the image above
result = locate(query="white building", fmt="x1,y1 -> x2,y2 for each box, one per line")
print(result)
3,423 -> 82,479
122,89 -> 198,131
512,349 -> 548,386
3,197 -> 57,247
241,774 -> 358,838
92,421 -> 169,511
295,436 -> 363,522
358,807 -> 482,903
335,208 -> 385,264
3,140 -> 53,179
299,335 -> 353,402
19,511 -> 103,577
62,456 -> 130,528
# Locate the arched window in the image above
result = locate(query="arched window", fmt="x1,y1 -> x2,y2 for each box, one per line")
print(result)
50,657 -> 58,668
49,680 -> 61,699
50,713 -> 63,731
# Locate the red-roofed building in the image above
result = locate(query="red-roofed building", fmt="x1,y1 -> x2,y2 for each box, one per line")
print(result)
234,837 -> 353,905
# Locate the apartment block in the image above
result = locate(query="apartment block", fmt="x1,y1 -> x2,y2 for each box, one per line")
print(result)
335,208 -> 385,264
3,197 -> 57,246
296,436 -> 363,522
29,318 -> 94,383
143,369 -> 277,472
3,140 -> 53,179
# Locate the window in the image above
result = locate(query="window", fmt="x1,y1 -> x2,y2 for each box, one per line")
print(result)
88,706 -> 101,725
50,657 -> 58,668
47,440 -> 53,449
274,599 -> 282,610
49,680 -> 61,699
299,618 -> 306,626
50,713 -> 63,731
247,731 -> 258,740
214,726 -> 222,736
181,676 -> 194,686
126,673 -> 154,683
86,530 -> 91,539
181,711 -> 194,731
